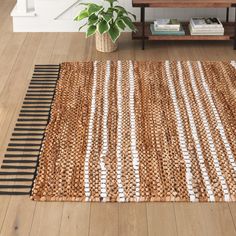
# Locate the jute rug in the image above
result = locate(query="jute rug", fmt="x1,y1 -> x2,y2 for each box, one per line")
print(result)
1,61 -> 236,202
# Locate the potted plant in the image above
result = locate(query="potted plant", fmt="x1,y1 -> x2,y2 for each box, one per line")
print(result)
74,0 -> 137,52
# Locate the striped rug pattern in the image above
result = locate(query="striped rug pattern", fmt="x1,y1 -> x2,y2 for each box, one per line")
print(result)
29,61 -> 236,202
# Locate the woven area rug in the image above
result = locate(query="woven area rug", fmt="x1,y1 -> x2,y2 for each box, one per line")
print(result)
1,61 -> 236,202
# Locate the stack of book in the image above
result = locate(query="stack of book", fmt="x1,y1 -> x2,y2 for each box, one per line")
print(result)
189,17 -> 224,35
150,19 -> 185,36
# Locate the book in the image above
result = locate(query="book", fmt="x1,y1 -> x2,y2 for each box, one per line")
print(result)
154,19 -> 180,31
189,24 -> 224,35
189,17 -> 224,36
150,24 -> 185,36
190,17 -> 223,29
190,23 -> 223,30
154,27 -> 180,31
189,23 -> 224,32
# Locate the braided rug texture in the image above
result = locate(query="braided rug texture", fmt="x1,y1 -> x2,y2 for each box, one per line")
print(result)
31,61 -> 236,202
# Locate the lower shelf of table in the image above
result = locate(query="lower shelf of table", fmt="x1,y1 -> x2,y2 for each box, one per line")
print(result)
132,22 -> 235,41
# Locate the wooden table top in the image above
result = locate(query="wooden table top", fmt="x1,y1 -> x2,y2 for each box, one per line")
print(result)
132,0 -> 236,7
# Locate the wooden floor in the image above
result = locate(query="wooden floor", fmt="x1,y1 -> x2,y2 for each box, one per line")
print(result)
1,1 -> 236,236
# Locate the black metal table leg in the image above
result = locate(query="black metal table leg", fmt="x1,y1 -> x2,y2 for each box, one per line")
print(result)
226,8 -> 229,22
141,6 -> 145,50
234,6 -> 236,49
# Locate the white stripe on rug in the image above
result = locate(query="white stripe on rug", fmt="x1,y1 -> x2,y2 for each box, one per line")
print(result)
100,61 -> 111,200
84,61 -> 98,201
165,61 -> 196,202
128,60 -> 140,200
197,61 -> 236,174
230,60 -> 236,69
177,61 -> 215,201
116,61 -> 125,201
187,61 -> 230,201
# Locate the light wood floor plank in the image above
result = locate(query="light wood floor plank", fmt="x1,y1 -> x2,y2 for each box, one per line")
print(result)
34,33 -> 58,65
30,202 -> 63,236
0,196 -> 36,236
89,203 -> 118,236
0,0 -> 15,33
50,33 -> 75,64
118,203 -> 148,236
228,203 -> 236,231
147,203 -> 178,236
175,203 -> 236,236
60,203 -> 90,236
0,33 -> 27,95
0,196 -> 11,232
67,33 -> 94,61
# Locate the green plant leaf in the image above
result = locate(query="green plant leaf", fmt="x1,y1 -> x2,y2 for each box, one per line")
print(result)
98,20 -> 110,34
74,9 -> 88,21
114,6 -> 126,12
105,0 -> 118,6
79,23 -> 87,31
114,5 -> 136,18
121,16 -> 136,31
114,6 -> 127,18
78,3 -> 90,6
116,19 -> 126,30
88,4 -> 103,16
102,13 -> 113,23
128,12 -> 136,20
107,7 -> 115,13
88,14 -> 98,25
86,25 -> 96,37
74,15 -> 79,21
108,24 -> 120,43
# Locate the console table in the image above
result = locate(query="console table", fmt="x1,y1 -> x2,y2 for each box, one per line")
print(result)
132,0 -> 236,49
